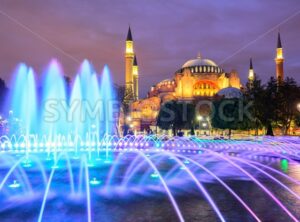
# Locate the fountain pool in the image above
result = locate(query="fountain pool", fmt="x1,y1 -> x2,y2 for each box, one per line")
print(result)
0,61 -> 299,221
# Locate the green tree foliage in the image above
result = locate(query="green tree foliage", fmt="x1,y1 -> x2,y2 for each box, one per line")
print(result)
295,114 -> 300,127
157,100 -> 195,136
244,77 -> 278,135
211,98 -> 252,138
245,76 -> 300,135
275,78 -> 300,135
244,77 -> 265,135
261,77 -> 278,135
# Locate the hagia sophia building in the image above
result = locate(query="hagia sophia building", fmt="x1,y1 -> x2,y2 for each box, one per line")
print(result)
122,27 -> 284,132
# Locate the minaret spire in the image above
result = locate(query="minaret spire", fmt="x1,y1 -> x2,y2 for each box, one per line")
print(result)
275,31 -> 284,82
124,26 -> 135,105
277,32 -> 282,48
248,58 -> 255,85
126,26 -> 133,41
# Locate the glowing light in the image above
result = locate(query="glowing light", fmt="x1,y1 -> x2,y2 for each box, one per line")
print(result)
183,160 -> 190,164
197,115 -> 203,121
90,178 -> 101,186
150,172 -> 159,178
104,159 -> 112,164
8,180 -> 20,189
280,159 -> 289,173
22,160 -> 32,168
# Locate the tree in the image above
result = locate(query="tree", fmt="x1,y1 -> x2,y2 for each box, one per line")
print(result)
211,98 -> 252,139
295,114 -> 300,127
64,75 -> 72,98
261,77 -> 278,136
157,100 -> 195,136
244,77 -> 265,135
0,78 -> 8,113
114,85 -> 128,137
246,77 -> 300,136
275,77 -> 300,135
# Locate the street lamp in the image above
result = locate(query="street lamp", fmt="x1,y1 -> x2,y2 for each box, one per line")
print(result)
297,103 -> 300,112
197,115 -> 203,136
197,115 -> 203,121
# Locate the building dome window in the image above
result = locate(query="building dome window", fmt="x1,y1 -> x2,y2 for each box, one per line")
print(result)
180,54 -> 223,74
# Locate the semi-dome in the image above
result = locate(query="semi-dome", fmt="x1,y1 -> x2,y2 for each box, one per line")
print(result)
180,54 -> 223,74
217,87 -> 243,99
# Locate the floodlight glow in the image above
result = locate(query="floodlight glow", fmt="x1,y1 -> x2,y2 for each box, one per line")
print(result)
150,172 -> 159,178
8,180 -> 21,189
90,178 -> 101,186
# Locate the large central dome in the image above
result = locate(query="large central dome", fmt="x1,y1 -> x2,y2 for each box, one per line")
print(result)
180,54 -> 223,74
182,57 -> 217,68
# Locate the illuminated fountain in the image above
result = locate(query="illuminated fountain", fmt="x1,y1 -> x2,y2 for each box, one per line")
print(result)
0,60 -> 299,221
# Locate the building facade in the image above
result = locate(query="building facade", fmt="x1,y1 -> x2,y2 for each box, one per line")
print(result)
125,28 -> 285,132
129,53 -> 241,131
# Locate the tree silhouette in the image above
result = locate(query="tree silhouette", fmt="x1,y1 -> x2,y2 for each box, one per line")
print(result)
211,98 -> 252,138
157,100 -> 195,136
0,78 -> 8,113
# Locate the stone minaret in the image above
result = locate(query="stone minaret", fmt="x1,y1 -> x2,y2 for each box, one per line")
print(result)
275,32 -> 284,82
133,55 -> 139,100
124,26 -> 135,104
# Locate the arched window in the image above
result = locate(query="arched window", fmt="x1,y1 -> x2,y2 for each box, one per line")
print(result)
193,80 -> 219,97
